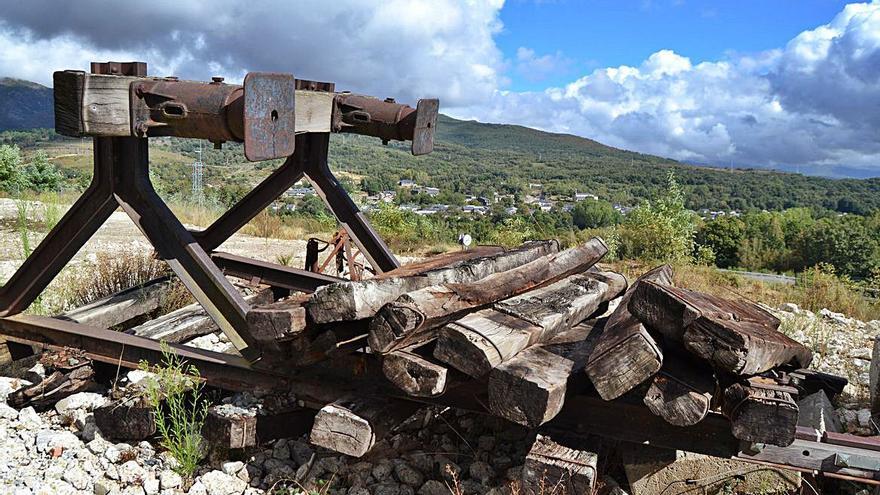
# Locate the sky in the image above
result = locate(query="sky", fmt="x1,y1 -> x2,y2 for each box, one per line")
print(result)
0,1 -> 878,177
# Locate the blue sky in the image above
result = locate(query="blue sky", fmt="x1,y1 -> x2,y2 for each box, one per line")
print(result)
0,1 -> 877,177
498,0 -> 851,91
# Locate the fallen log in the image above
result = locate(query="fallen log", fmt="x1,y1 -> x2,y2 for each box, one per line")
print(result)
434,271 -> 625,377
58,276 -> 172,329
642,351 -> 717,427
721,378 -> 799,447
307,242 -> 554,324
584,265 -> 672,400
382,344 -> 448,397
629,282 -> 812,375
309,396 -> 420,457
369,238 -> 608,354
129,287 -> 272,343
488,320 -> 604,427
522,433 -> 597,495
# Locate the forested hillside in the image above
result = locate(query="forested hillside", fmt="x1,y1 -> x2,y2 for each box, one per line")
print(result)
0,79 -> 53,130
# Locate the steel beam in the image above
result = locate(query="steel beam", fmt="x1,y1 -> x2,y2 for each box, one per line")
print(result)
211,252 -> 342,293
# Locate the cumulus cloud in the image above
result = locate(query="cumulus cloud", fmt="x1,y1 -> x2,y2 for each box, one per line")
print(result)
452,2 -> 880,174
515,47 -> 571,82
0,0 -> 504,107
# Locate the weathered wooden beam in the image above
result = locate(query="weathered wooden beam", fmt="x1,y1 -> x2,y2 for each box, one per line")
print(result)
487,320 -> 604,427
369,238 -> 608,354
94,396 -> 156,441
642,351 -> 717,427
7,349 -> 98,410
204,405 -> 258,450
246,295 -> 309,351
522,433 -> 597,495
307,242 -> 552,324
382,344 -> 449,397
129,287 -> 272,343
629,282 -> 812,375
54,71 -> 335,137
434,271 -> 625,377
585,265 -> 672,400
309,396 -> 419,457
721,378 -> 799,447
58,276 -> 172,329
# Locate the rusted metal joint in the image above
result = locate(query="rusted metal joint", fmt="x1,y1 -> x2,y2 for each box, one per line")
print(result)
129,73 -> 297,161
332,93 -> 438,155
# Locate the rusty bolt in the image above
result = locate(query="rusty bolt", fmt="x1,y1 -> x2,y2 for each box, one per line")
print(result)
136,121 -> 150,135
134,83 -> 146,97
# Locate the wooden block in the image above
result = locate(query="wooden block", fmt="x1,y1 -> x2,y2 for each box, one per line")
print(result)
585,265 -> 673,400
308,242 -> 553,324
642,351 -> 716,427
369,238 -> 608,354
94,397 -> 156,441
522,433 -> 597,494
204,405 -> 258,450
382,345 -> 448,397
630,282 -> 811,375
309,396 -> 418,457
721,378 -> 799,447
246,298 -> 308,347
435,271 -> 625,377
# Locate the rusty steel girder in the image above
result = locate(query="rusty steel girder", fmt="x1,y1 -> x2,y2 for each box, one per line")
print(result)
333,94 -> 438,155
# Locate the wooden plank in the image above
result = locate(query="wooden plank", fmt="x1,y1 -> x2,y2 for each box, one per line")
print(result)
58,277 -> 172,329
522,433 -> 597,495
585,265 -> 672,400
434,271 -> 625,377
309,396 -> 419,457
487,320 -> 604,427
204,405 -> 258,450
369,238 -> 608,354
721,378 -> 799,447
129,287 -> 272,343
382,344 -> 448,397
642,351 -> 716,427
246,296 -> 309,350
308,242 -> 554,324
629,282 -> 812,375
53,71 -> 336,138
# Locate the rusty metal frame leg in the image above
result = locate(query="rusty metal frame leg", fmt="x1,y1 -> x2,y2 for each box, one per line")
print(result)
193,134 -> 308,252
111,137 -> 260,362
0,139 -> 118,316
303,133 -> 399,273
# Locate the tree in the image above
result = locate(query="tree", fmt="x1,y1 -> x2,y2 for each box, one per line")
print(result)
24,151 -> 62,192
795,216 -> 880,279
696,216 -> 746,268
571,199 -> 620,229
0,144 -> 26,192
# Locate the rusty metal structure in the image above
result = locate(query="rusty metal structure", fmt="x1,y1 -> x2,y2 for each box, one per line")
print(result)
0,61 -> 879,487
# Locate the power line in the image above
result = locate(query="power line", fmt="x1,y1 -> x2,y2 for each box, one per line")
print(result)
192,141 -> 204,204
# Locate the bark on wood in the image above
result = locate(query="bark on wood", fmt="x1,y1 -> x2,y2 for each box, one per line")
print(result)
488,320 -> 605,427
585,265 -> 673,400
435,271 -> 624,377
308,242 -> 554,324
204,405 -> 258,449
309,396 -> 419,457
369,238 -> 608,354
629,281 -> 812,375
721,379 -> 799,447
643,351 -> 717,427
129,287 -> 272,343
58,277 -> 171,329
522,433 -> 597,495
94,396 -> 156,441
382,344 -> 448,397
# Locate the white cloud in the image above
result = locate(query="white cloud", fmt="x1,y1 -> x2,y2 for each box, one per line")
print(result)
451,2 -> 880,173
515,46 -> 571,81
0,0 -> 505,107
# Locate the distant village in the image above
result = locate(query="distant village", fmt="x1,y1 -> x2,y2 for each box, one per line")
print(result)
275,178 -> 740,220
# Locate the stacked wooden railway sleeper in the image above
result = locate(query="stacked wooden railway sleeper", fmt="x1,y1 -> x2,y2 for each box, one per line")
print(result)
282,236 -> 817,462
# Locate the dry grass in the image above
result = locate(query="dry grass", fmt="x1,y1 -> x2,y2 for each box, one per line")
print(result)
53,251 -> 169,311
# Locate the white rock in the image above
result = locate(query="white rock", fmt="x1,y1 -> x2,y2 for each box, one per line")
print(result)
200,470 -> 247,495
143,476 -> 160,495
34,479 -> 77,495
16,407 -> 42,429
0,402 -> 18,419
778,302 -> 800,313
160,469 -> 183,489
62,465 -> 91,490
119,460 -> 149,484
858,408 -> 873,428
35,429 -> 81,453
94,478 -> 120,495
87,437 -> 110,455
126,370 -> 157,386
188,480 -> 208,495
54,392 -> 108,415
222,460 -> 245,476
105,443 -> 135,463
0,377 -> 31,398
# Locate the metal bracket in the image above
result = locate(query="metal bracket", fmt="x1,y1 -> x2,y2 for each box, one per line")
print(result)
412,98 -> 439,156
243,72 -> 297,161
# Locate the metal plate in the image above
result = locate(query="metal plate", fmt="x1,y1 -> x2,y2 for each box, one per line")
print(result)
411,98 -> 439,156
243,72 -> 296,161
